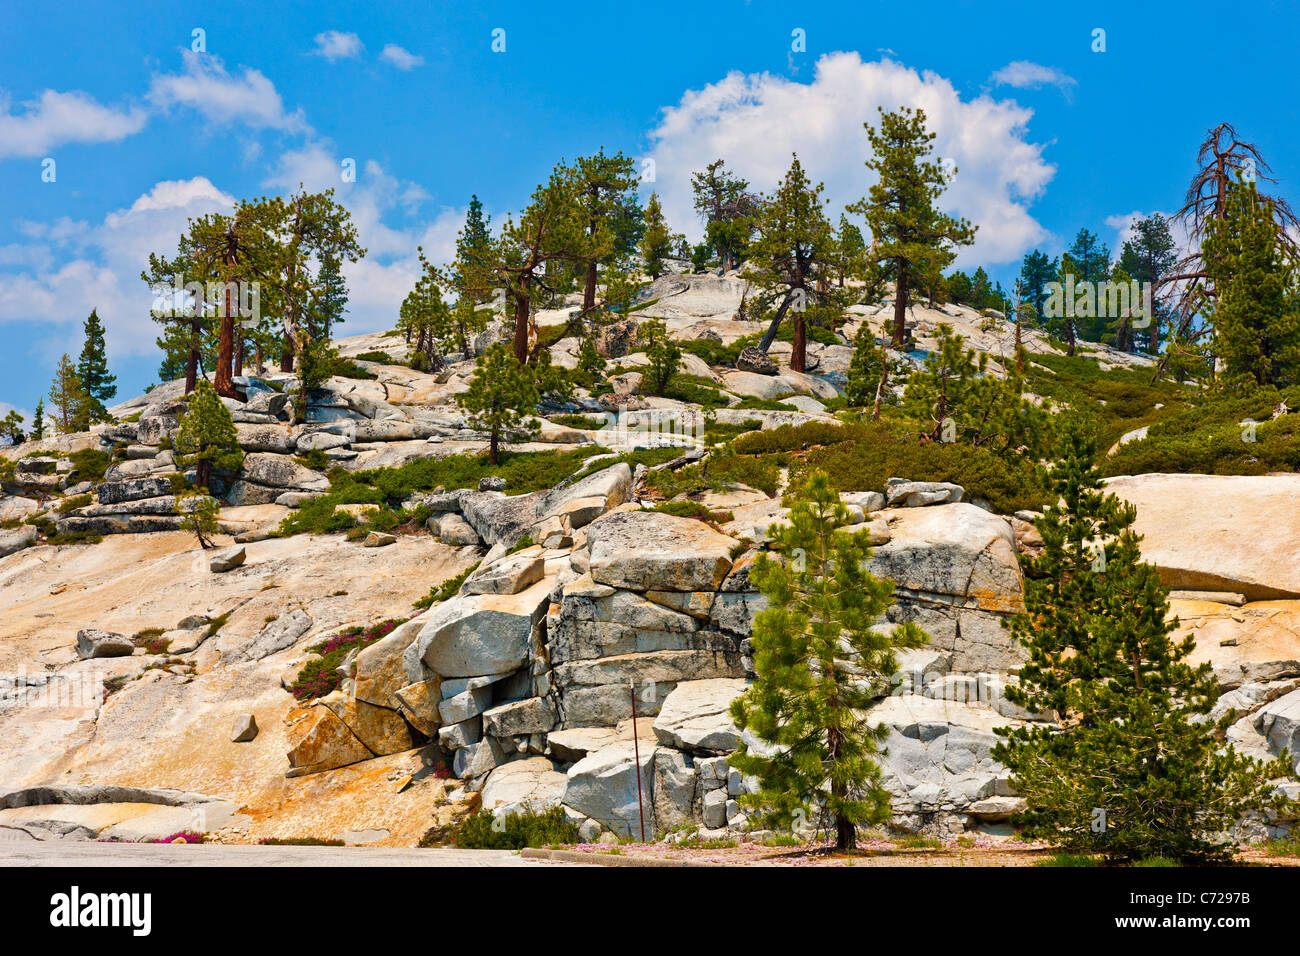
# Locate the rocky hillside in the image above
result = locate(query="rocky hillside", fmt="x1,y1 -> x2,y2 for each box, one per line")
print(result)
1,273 -> 1296,846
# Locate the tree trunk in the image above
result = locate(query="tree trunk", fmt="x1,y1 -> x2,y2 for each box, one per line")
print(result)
583,260 -> 597,316
835,813 -> 856,852
512,276 -> 532,365
234,323 -> 245,382
758,291 -> 796,354
871,360 -> 889,422
892,262 -> 908,348
791,312 -> 807,373
185,317 -> 200,395
215,282 -> 236,398
488,428 -> 500,466
1014,297 -> 1024,373
279,333 -> 294,372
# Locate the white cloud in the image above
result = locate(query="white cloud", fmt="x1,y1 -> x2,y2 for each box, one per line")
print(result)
989,61 -> 1078,98
0,178 -> 236,368
0,88 -> 146,159
311,31 -> 364,61
646,52 -> 1054,266
148,51 -> 309,133
379,44 -> 424,70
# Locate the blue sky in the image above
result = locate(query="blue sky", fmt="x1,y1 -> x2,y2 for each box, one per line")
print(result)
2,0 -> 1298,419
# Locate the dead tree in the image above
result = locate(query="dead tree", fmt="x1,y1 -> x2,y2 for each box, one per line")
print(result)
1154,123 -> 1300,380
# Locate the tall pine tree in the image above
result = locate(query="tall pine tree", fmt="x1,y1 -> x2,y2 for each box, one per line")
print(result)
76,308 -> 116,423
48,353 -> 90,433
994,424 -> 1298,862
173,380 -> 243,490
750,154 -> 852,372
1202,177 -> 1300,387
850,107 -> 975,349
729,470 -> 929,850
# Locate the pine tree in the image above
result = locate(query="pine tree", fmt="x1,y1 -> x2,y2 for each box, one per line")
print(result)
309,252 -> 348,341
491,163 -> 585,363
844,322 -> 883,408
457,343 -> 542,465
1017,249 -> 1057,325
574,149 -> 640,316
849,107 -> 975,349
691,159 -> 758,272
729,470 -> 929,850
176,487 -> 219,549
994,424 -> 1298,863
1064,228 -> 1112,344
835,214 -> 867,287
31,398 -> 44,441
173,381 -> 243,489
76,308 -> 116,422
0,410 -> 25,445
903,325 -> 1049,454
1118,214 -> 1176,353
640,318 -> 680,396
1202,177 -> 1300,387
639,192 -> 676,280
48,353 -> 90,433
750,154 -> 851,372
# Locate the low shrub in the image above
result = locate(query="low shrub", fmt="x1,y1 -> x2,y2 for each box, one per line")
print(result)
549,413 -> 609,431
787,421 -> 1051,514
452,806 -> 579,850
132,628 -> 171,655
55,494 -> 92,514
732,420 -> 852,455
68,448 -> 110,483
288,618 -> 408,701
643,500 -> 735,524
413,561 -> 480,610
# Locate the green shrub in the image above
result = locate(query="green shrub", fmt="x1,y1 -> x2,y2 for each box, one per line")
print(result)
1102,384 -> 1300,477
645,453 -> 782,497
733,421 -> 852,455
731,396 -> 800,412
663,375 -> 729,407
295,448 -> 331,472
1034,852 -> 1101,867
568,447 -> 682,483
452,806 -> 579,849
275,447 -> 611,537
787,421 -> 1051,514
413,561 -> 480,610
323,355 -> 376,380
68,448 -> 110,483
354,350 -> 394,364
55,494 -> 92,514
680,338 -> 742,367
549,413 -> 609,431
643,500 -> 735,524
132,628 -> 171,655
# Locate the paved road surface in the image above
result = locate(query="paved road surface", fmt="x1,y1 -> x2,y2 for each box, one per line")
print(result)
0,841 -> 587,867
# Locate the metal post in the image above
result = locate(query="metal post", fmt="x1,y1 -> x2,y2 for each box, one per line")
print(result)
630,678 -> 646,843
